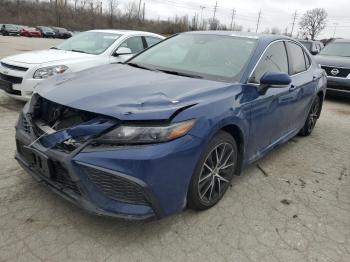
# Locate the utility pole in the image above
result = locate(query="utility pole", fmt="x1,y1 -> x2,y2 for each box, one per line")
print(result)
255,10 -> 261,33
333,23 -> 338,38
137,0 -> 142,21
142,2 -> 145,21
230,8 -> 236,30
200,5 -> 205,29
290,11 -> 298,36
213,1 -> 218,20
212,1 -> 218,30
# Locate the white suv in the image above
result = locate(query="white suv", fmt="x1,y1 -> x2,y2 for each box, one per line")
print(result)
0,30 -> 164,101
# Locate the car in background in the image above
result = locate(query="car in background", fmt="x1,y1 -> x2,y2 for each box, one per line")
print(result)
50,27 -> 72,39
299,39 -> 324,55
14,32 -> 326,219
0,24 -> 20,36
0,30 -> 164,100
315,39 -> 350,97
36,26 -> 55,38
19,27 -> 42,38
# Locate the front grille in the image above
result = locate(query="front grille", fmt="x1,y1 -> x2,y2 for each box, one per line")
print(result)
51,162 -> 81,195
0,73 -> 23,84
22,114 -> 31,134
322,65 -> 350,78
1,62 -> 28,72
16,140 -> 81,195
82,165 -> 149,205
16,140 -> 32,163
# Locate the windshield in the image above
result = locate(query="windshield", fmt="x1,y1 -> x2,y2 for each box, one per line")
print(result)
55,31 -> 121,55
5,24 -> 17,30
129,34 -> 257,82
40,26 -> 54,32
300,41 -> 312,51
320,42 -> 350,57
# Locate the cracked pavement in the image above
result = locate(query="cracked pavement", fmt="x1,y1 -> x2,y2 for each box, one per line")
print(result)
0,37 -> 350,262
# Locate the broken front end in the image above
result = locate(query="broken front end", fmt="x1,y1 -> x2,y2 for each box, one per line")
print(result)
15,94 -> 204,219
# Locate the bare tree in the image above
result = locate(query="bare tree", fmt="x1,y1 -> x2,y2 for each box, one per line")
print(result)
271,27 -> 281,35
299,8 -> 327,40
108,0 -> 118,27
208,18 -> 219,30
125,1 -> 138,21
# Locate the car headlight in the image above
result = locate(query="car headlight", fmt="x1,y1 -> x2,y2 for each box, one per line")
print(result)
98,119 -> 196,144
33,65 -> 68,79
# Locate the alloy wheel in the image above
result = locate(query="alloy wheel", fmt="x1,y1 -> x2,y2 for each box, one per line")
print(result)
307,99 -> 320,133
198,142 -> 235,204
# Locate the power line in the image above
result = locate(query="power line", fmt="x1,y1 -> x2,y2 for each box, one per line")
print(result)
255,10 -> 261,33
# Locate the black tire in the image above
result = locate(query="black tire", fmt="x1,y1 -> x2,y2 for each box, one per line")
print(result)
187,131 -> 238,210
299,95 -> 321,136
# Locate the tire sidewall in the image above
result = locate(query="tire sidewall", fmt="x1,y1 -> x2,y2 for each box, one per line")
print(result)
187,131 -> 238,210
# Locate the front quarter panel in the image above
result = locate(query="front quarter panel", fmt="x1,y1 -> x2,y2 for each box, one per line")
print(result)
174,84 -> 251,161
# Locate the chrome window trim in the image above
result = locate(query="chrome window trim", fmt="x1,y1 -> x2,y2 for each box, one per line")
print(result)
247,39 -> 312,85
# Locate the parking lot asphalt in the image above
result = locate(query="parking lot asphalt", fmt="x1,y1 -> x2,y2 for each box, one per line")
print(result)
0,36 -> 349,262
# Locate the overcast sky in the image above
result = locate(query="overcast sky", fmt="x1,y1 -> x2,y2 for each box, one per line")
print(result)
114,0 -> 350,39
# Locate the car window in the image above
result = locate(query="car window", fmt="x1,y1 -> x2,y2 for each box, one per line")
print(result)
145,36 -> 162,47
286,42 -> 307,74
300,41 -> 312,52
249,41 -> 289,84
56,31 -> 121,55
130,34 -> 257,82
320,42 -> 350,57
120,36 -> 145,54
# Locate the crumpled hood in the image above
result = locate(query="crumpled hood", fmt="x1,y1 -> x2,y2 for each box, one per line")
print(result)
37,64 -> 236,120
314,54 -> 350,68
5,49 -> 94,65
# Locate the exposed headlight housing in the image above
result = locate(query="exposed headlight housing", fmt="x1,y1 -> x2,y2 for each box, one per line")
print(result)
98,119 -> 196,144
33,65 -> 68,79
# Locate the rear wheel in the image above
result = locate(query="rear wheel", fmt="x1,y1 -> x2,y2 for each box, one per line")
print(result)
188,131 -> 237,210
299,96 -> 321,136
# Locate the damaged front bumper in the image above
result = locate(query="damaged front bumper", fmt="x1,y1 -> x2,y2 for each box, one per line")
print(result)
15,96 -> 204,219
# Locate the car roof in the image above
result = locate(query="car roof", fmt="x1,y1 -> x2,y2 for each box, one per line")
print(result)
183,30 -> 292,41
88,29 -> 164,37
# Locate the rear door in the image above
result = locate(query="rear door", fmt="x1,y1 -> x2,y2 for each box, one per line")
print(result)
285,41 -> 316,131
246,41 -> 294,158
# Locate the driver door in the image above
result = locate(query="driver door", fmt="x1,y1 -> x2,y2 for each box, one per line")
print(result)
246,41 -> 296,160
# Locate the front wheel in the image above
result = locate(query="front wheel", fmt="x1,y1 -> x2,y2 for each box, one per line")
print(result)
299,96 -> 321,136
187,131 -> 238,210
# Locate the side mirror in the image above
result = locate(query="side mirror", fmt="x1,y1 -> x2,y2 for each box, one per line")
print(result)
260,72 -> 292,87
310,50 -> 319,55
114,47 -> 132,56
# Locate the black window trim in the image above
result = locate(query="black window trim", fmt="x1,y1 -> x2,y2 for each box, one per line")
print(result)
247,39 -> 290,85
285,40 -> 312,76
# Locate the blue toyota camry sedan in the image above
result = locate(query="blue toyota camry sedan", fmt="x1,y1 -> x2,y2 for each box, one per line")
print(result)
15,31 -> 326,219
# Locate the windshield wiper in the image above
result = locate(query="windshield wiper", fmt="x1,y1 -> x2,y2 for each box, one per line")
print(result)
70,49 -> 88,54
157,69 -> 203,79
126,62 -> 156,71
50,47 -> 60,50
